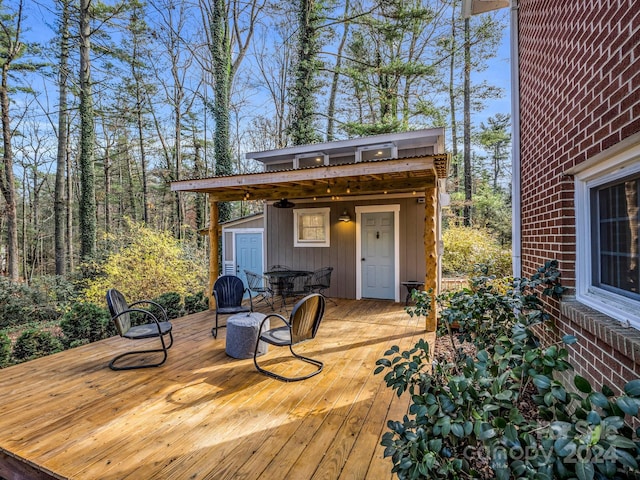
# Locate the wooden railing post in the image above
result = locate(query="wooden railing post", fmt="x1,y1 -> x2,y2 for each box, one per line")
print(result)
424,184 -> 438,331
209,197 -> 219,310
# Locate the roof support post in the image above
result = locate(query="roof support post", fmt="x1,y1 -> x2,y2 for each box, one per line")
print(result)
424,184 -> 438,331
209,197 -> 219,310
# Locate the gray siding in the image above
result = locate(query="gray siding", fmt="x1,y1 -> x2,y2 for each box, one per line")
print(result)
266,197 -> 427,300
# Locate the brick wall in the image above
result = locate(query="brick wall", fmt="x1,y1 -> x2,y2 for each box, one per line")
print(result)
518,0 -> 640,391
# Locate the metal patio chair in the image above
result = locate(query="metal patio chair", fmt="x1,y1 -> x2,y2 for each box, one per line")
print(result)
212,275 -> 253,338
253,293 -> 326,382
305,266 -> 336,305
105,289 -> 174,371
245,270 -> 274,310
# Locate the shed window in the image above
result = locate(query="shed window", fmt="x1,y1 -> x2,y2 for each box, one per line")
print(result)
294,208 -> 330,247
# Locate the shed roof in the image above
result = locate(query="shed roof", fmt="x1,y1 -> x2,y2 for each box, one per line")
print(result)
171,154 -> 449,202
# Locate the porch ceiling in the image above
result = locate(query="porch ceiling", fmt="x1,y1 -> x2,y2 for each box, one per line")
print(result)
171,154 -> 449,202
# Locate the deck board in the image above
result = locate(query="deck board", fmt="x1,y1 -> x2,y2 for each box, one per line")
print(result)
0,299 -> 434,480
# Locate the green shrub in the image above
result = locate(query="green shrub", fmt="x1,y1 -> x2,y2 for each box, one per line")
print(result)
152,292 -> 182,320
442,226 -> 511,277
60,302 -> 114,348
13,329 -> 63,362
376,261 -> 640,479
0,331 -> 11,367
0,277 -> 63,329
185,291 -> 208,314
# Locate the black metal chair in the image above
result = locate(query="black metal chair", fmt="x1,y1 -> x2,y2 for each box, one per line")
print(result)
253,293 -> 326,382
212,275 -> 252,338
105,289 -> 174,371
305,267 -> 336,305
245,270 -> 274,310
268,265 -> 291,271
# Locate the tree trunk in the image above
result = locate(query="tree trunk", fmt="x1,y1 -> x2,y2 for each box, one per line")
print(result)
79,0 -> 97,260
0,53 -> 20,281
210,0 -> 232,223
326,0 -> 349,141
66,136 -> 74,271
448,2 -> 458,181
54,0 -> 71,276
463,17 -> 472,226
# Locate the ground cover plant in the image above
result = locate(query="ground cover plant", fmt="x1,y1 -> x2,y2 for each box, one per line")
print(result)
376,261 -> 640,479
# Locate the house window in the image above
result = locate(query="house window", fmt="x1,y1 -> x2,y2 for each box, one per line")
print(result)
575,140 -> 640,328
591,175 -> 640,300
294,208 -> 330,247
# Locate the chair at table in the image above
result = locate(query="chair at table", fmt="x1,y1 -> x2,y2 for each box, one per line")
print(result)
212,275 -> 253,338
245,270 -> 274,310
105,289 -> 174,371
268,265 -> 290,271
305,267 -> 336,305
253,293 -> 326,382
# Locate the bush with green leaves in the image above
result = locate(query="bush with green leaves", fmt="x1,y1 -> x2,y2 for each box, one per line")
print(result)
442,226 -> 511,278
151,292 -> 182,320
13,329 -> 63,362
0,277 -> 63,329
376,261 -> 640,479
0,331 -> 11,367
59,302 -> 114,348
81,219 -> 207,305
185,291 -> 208,314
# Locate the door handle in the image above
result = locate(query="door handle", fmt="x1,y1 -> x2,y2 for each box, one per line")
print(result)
361,258 -> 365,261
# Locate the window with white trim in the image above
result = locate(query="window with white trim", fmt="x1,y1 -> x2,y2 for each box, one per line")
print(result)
575,140 -> 640,328
591,175 -> 639,300
293,208 -> 330,247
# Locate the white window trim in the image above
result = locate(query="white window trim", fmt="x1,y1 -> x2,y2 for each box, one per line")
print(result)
293,207 -> 331,247
574,139 -> 640,329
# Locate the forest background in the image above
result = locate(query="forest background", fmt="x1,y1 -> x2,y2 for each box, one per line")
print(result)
0,0 -> 512,356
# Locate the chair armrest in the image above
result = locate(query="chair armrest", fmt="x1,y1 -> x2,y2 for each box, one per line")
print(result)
260,313 -> 291,331
112,308 -> 165,334
129,299 -> 169,321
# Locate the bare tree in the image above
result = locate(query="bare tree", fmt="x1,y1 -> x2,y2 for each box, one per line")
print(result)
0,0 -> 26,280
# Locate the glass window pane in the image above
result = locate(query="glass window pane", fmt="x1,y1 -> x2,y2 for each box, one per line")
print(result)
593,175 -> 640,298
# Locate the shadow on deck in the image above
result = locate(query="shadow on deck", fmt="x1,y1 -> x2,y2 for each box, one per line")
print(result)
0,298 -> 434,480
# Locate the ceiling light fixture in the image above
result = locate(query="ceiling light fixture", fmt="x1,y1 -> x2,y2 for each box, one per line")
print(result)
273,198 -> 295,208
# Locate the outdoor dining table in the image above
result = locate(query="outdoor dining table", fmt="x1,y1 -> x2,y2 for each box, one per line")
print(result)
264,270 -> 312,311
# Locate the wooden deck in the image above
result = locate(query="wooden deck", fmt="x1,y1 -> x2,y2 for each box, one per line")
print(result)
0,299 -> 434,480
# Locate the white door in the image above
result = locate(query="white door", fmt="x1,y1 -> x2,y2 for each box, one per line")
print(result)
361,212 -> 395,299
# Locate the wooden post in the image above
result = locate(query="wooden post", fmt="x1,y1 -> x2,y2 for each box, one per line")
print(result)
424,184 -> 438,331
209,197 -> 219,310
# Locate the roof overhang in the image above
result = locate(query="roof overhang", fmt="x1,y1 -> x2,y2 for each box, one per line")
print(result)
171,154 -> 449,202
462,0 -> 509,18
245,128 -> 444,163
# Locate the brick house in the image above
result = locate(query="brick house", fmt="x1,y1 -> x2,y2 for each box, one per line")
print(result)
466,0 -> 639,391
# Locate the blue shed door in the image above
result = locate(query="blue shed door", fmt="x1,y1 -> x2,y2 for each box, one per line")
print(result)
235,233 -> 263,288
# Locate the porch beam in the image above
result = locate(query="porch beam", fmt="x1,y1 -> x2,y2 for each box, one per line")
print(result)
209,197 -> 219,310
209,177 -> 437,202
424,184 -> 438,331
172,155 -> 448,194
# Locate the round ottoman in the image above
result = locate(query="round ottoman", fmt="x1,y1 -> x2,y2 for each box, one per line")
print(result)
225,312 -> 269,359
